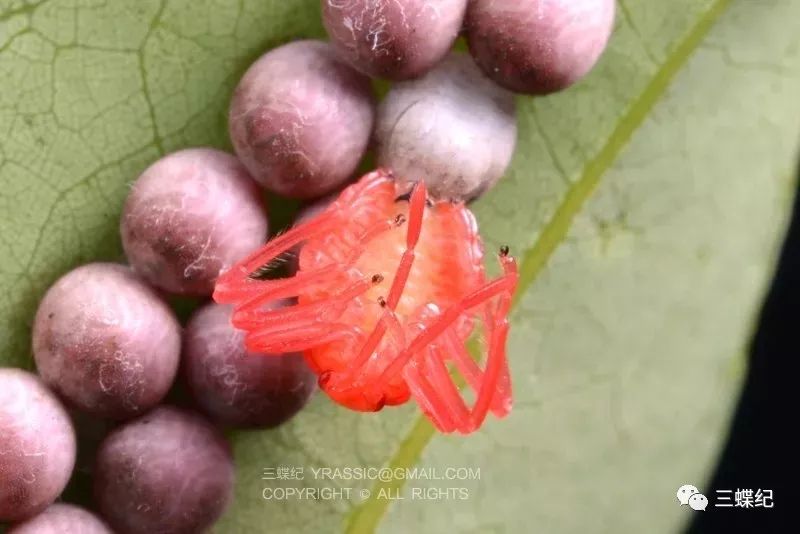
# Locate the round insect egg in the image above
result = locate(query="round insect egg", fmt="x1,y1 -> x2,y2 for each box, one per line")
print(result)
8,503 -> 112,534
465,0 -> 616,94
374,53 -> 517,201
322,0 -> 468,80
183,302 -> 317,429
93,406 -> 234,534
32,263 -> 181,420
121,148 -> 268,296
229,40 -> 375,199
0,369 -> 76,522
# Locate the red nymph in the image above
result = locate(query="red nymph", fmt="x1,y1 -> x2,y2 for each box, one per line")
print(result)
214,170 -> 518,434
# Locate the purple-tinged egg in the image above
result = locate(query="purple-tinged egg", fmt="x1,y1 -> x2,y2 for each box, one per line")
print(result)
121,148 -> 268,296
93,407 -> 234,534
183,302 -> 316,428
374,53 -> 517,201
466,0 -> 616,94
0,369 -> 76,522
322,0 -> 468,80
32,263 -> 181,420
229,40 -> 375,199
8,503 -> 112,534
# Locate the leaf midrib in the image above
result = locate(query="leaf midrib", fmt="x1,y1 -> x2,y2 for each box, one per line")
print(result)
343,0 -> 732,531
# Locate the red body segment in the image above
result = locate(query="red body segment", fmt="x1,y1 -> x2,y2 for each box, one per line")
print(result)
214,170 -> 518,434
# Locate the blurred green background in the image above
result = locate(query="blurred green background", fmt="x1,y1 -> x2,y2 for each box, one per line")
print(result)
1,0 -> 799,532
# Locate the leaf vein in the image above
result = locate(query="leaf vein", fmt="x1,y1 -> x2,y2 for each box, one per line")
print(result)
342,0 -> 732,532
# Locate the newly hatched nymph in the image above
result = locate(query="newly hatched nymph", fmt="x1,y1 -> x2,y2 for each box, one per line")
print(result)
214,170 -> 518,434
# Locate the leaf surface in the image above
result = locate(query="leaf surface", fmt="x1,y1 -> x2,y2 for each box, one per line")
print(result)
0,1 -> 798,533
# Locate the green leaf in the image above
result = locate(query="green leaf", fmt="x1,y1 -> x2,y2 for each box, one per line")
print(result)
1,1 -> 798,533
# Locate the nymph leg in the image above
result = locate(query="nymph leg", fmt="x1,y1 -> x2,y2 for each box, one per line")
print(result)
440,292 -> 513,418
386,181 -> 427,308
442,329 -> 511,418
378,297 -> 407,347
233,274 -> 382,355
232,274 -> 384,328
228,195 -> 413,354
245,323 -> 361,353
218,264 -> 342,310
377,260 -> 518,382
379,249 -> 518,433
469,264 -> 515,428
316,296 -> 409,397
216,215 -> 403,310
343,182 -> 428,375
424,345 -> 471,426
216,209 -> 341,289
403,361 -> 458,433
